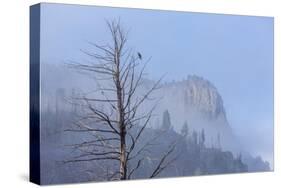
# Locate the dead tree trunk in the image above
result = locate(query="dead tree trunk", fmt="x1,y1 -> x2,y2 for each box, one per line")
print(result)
64,19 -> 177,181
114,46 -> 127,179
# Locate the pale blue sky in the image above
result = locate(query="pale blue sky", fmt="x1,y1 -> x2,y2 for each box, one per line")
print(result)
40,3 -> 274,164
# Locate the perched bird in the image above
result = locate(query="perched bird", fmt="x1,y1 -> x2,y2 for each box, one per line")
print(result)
137,52 -> 142,60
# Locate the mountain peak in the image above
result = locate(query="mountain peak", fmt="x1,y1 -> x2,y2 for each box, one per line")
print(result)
160,75 -> 226,120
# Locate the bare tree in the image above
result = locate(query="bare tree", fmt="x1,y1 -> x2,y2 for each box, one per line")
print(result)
64,20 -> 177,180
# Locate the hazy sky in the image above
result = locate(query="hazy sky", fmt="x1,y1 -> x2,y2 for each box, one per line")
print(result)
40,3 -> 274,165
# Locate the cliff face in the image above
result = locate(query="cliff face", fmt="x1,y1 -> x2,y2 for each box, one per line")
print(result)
146,75 -> 235,151
180,75 -> 226,119
158,75 -> 226,120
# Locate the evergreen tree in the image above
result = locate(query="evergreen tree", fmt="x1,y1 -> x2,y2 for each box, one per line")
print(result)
181,121 -> 189,137
192,131 -> 198,145
161,110 -> 172,131
217,133 -> 221,149
199,129 -> 205,147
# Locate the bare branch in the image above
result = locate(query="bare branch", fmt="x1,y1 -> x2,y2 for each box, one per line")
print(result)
150,142 -> 177,178
128,157 -> 144,179
63,157 -> 120,164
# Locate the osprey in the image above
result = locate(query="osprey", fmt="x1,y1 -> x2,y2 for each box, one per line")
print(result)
137,52 -> 142,60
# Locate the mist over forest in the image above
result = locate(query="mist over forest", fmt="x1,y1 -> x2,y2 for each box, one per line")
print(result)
40,62 -> 270,184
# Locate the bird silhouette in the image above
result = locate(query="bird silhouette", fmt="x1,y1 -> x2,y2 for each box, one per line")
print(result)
137,52 -> 142,60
